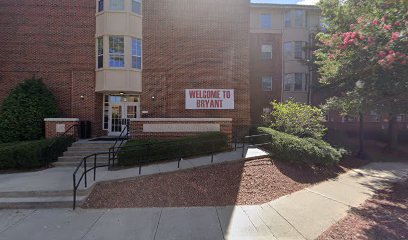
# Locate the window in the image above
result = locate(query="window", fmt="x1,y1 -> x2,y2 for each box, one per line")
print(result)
132,38 -> 142,69
109,36 -> 124,67
260,14 -> 272,29
284,42 -> 305,59
294,41 -> 304,59
98,0 -> 104,12
110,0 -> 124,10
284,73 -> 306,91
285,10 -> 306,28
284,42 -> 293,59
261,44 -> 272,59
262,76 -> 272,91
132,0 -> 142,15
284,11 -> 292,28
263,107 -> 271,114
97,37 -> 103,69
294,10 -> 305,28
103,95 -> 109,130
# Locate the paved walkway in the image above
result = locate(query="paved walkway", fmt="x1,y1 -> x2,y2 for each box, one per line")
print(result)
1,162 -> 407,240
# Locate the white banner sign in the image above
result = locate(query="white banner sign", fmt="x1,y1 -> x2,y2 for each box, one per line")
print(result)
185,89 -> 234,110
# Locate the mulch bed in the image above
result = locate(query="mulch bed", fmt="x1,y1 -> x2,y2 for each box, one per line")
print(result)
83,158 -> 362,208
318,179 -> 408,240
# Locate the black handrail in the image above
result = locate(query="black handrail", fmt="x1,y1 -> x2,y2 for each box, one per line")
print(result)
71,132 -> 271,210
72,120 -> 130,209
44,124 -> 80,168
108,120 -> 130,168
241,134 -> 272,157
72,151 -> 110,209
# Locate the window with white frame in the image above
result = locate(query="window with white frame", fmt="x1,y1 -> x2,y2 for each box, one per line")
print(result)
396,114 -> 406,122
294,41 -> 304,59
132,38 -> 142,69
284,73 -> 306,91
109,36 -> 124,67
110,0 -> 124,10
285,10 -> 306,28
98,0 -> 104,12
260,14 -> 272,29
262,76 -> 272,91
132,0 -> 142,15
97,37 -> 103,69
294,10 -> 306,28
284,41 -> 305,60
261,44 -> 272,59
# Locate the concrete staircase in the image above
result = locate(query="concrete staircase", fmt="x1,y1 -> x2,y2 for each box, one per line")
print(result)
54,140 -> 117,167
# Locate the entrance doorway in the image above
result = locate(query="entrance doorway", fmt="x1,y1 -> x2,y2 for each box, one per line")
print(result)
105,95 -> 141,136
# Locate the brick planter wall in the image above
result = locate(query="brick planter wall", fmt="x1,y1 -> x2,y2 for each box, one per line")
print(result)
130,118 -> 233,141
44,118 -> 80,139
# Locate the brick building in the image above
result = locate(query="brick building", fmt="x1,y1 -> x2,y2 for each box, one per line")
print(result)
0,1 -> 406,139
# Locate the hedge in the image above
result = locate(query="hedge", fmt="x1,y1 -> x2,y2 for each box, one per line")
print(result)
0,136 -> 75,170
118,132 -> 228,166
257,127 -> 347,165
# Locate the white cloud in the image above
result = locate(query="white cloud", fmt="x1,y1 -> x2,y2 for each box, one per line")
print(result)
296,0 -> 319,5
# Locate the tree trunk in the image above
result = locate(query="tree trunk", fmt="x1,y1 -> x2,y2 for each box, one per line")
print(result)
386,113 -> 398,152
356,112 -> 366,159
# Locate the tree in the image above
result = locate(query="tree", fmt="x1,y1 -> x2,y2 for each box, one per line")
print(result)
0,76 -> 59,143
263,100 -> 327,139
315,0 -> 408,152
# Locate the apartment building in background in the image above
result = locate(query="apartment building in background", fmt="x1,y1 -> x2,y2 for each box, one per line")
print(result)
249,3 -> 320,124
0,0 -> 405,139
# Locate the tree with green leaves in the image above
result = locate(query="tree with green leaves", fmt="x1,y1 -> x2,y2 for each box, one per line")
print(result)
315,0 -> 408,153
0,76 -> 59,143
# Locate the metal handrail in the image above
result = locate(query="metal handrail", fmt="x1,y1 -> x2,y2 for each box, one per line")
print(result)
108,120 -> 130,168
241,134 -> 272,157
72,151 -> 110,209
44,124 -> 80,168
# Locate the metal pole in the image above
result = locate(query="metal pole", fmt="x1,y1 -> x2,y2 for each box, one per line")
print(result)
94,155 -> 96,181
84,158 -> 87,188
73,174 -> 76,210
112,147 -> 115,168
211,142 -> 214,163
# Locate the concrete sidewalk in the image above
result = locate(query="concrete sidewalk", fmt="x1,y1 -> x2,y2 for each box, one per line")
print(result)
1,162 -> 407,240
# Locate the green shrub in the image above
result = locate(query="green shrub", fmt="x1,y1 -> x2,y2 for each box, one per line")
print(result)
263,100 -> 327,139
118,132 -> 228,166
0,136 -> 75,170
0,76 -> 59,143
257,127 -> 347,165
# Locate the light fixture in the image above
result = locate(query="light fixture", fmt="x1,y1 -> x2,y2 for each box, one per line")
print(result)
119,92 -> 124,95
80,95 -> 85,100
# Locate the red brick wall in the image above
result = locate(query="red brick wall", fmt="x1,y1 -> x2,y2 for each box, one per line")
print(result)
0,0 -> 102,136
45,120 -> 80,139
130,119 -> 233,141
249,33 -> 283,124
141,0 -> 251,135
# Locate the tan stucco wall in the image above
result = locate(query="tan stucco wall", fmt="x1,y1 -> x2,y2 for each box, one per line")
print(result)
95,0 -> 143,93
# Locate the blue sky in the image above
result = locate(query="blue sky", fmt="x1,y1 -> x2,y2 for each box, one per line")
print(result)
251,0 -> 318,5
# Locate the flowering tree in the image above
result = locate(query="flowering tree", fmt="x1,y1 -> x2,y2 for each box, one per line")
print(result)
315,0 -> 408,152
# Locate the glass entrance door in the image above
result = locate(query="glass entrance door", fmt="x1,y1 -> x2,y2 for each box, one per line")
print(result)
108,102 -> 140,136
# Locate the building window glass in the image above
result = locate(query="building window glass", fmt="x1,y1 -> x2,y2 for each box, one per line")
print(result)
110,0 -> 124,10
132,38 -> 142,69
285,73 -> 306,91
262,76 -> 273,91
294,41 -> 304,59
284,42 -> 293,59
132,0 -> 142,15
103,95 -> 109,130
260,14 -> 272,29
284,11 -> 291,28
98,0 -> 104,12
97,37 -> 103,69
261,44 -> 272,59
294,10 -> 305,28
109,36 -> 124,67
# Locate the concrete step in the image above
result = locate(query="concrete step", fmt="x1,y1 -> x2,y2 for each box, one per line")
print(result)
53,162 -> 110,167
63,151 -> 110,157
58,155 -> 110,162
0,189 -> 90,198
0,196 -> 87,209
71,142 -> 116,148
67,146 -> 114,151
